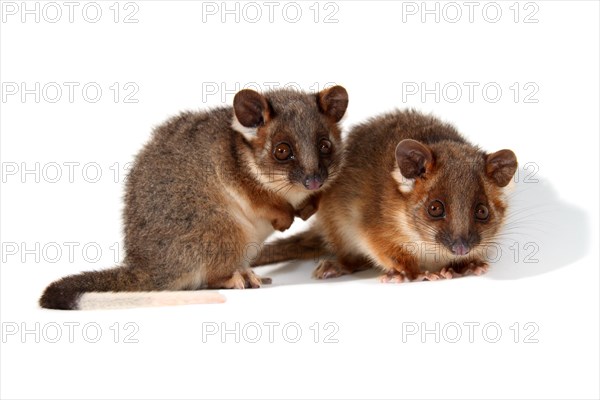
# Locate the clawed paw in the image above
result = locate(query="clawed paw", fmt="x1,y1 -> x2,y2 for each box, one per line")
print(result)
414,267 -> 456,281
456,259 -> 489,277
295,195 -> 319,221
271,215 -> 293,232
222,269 -> 271,289
462,262 -> 489,276
413,261 -> 490,282
313,260 -> 345,279
379,271 -> 408,283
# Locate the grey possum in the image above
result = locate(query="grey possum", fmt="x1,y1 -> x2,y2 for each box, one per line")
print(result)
254,109 -> 518,282
40,86 -> 349,309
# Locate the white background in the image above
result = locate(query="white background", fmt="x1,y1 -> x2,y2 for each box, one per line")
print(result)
1,1 -> 599,399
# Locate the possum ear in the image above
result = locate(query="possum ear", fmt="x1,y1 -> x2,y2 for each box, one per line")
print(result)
317,86 -> 349,122
233,89 -> 270,129
486,149 -> 518,187
395,139 -> 434,179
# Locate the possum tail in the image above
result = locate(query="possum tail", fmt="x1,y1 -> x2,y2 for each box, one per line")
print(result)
253,228 -> 330,266
39,266 -> 225,310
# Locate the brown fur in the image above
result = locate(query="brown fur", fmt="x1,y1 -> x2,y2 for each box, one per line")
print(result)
258,229 -> 330,266
40,86 -> 349,309
254,109 -> 517,281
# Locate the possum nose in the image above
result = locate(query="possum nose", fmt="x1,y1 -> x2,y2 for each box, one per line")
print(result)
451,239 -> 471,256
303,175 -> 323,191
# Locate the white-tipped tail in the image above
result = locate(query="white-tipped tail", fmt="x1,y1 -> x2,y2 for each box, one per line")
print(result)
77,291 -> 226,310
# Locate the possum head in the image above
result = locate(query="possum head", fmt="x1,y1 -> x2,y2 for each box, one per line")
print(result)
232,86 -> 348,202
394,138 -> 517,263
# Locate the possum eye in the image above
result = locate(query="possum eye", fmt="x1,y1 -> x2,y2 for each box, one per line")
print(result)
427,200 -> 445,219
273,142 -> 293,161
319,139 -> 332,155
475,204 -> 489,221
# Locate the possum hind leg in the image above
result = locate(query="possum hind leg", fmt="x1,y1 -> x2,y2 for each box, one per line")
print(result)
313,254 -> 372,279
167,236 -> 271,290
169,214 -> 271,290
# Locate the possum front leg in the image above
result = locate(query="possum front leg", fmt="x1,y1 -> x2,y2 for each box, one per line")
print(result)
295,193 -> 321,221
255,198 -> 296,232
376,250 -> 420,283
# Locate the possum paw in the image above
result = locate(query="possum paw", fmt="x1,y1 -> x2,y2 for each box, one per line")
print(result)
221,269 -> 272,289
270,204 -> 295,232
313,258 -> 371,279
460,260 -> 489,276
454,259 -> 490,277
379,271 -> 408,283
413,267 -> 456,282
295,194 -> 320,221
313,260 -> 353,279
414,260 -> 489,282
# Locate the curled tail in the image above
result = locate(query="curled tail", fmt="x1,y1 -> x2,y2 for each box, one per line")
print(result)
253,228 -> 329,266
39,266 -> 225,310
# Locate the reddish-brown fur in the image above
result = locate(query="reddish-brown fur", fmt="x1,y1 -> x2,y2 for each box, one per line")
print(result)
254,109 -> 517,282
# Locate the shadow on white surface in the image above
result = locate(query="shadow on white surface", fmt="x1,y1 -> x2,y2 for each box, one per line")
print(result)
486,176 -> 590,280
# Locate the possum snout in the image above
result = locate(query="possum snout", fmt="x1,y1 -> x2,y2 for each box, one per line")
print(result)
303,174 -> 324,190
450,238 -> 471,256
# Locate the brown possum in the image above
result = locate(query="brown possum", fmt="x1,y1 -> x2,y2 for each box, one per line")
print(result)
254,109 -> 517,282
40,86 -> 349,309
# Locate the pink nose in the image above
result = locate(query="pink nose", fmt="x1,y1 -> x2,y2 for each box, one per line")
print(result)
304,177 -> 323,191
451,240 -> 470,256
